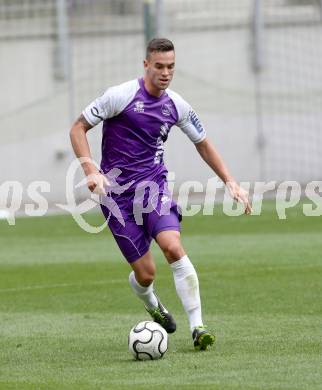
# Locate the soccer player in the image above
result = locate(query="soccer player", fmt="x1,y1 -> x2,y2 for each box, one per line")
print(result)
70,38 -> 251,350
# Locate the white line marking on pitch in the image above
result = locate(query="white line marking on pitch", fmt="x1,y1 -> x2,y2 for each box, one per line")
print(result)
0,279 -> 124,294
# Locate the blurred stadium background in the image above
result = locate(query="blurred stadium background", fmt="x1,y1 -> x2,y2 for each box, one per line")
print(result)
0,0 -> 322,205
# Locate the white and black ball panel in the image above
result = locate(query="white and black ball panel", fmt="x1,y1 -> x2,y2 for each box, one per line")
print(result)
133,321 -> 151,333
157,330 -> 168,354
136,352 -> 153,361
133,328 -> 153,343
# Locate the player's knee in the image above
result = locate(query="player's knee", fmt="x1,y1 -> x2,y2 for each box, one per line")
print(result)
137,272 -> 154,286
135,265 -> 155,286
162,240 -> 184,261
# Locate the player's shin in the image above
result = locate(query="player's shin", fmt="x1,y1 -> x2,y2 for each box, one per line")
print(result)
170,255 -> 203,331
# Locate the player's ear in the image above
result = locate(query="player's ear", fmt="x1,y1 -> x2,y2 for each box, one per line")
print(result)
143,59 -> 148,69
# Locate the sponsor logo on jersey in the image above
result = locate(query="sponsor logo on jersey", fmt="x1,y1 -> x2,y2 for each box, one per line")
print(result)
134,100 -> 145,113
160,122 -> 170,141
161,103 -> 172,116
154,123 -> 170,164
189,110 -> 204,134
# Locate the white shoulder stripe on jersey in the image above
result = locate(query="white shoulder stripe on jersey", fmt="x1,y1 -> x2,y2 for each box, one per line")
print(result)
166,88 -> 206,144
82,79 -> 140,126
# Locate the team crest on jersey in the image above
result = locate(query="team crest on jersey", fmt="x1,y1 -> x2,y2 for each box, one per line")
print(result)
134,100 -> 144,113
161,103 -> 172,116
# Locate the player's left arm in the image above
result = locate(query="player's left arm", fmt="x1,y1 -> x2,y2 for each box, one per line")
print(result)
195,137 -> 252,214
168,90 -> 251,214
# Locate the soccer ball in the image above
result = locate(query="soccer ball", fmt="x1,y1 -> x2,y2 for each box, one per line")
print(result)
128,321 -> 168,360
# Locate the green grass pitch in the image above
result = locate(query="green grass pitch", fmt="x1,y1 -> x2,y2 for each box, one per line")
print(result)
0,202 -> 321,389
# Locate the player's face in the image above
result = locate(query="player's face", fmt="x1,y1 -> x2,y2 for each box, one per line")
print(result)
144,50 -> 175,96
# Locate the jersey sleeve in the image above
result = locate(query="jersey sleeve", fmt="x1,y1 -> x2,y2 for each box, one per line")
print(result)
82,79 -> 140,126
167,89 -> 207,144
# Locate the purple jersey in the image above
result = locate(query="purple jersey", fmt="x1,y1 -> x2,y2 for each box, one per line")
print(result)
83,78 -> 206,190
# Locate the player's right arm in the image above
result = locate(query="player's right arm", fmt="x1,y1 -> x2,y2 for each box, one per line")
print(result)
69,114 -> 108,195
69,79 -> 140,194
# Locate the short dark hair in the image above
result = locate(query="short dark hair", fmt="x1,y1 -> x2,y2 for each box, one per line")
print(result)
146,38 -> 175,59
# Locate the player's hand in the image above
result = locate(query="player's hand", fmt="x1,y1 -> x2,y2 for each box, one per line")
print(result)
226,181 -> 252,215
86,172 -> 109,195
